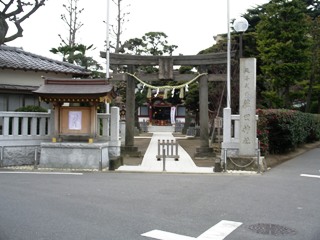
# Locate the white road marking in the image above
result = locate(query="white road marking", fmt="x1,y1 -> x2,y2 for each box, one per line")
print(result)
141,220 -> 242,240
141,230 -> 196,240
300,174 -> 320,179
0,171 -> 83,175
197,220 -> 242,240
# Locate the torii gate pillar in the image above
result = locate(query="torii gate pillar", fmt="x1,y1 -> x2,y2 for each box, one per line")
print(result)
121,65 -> 141,156
195,66 -> 215,157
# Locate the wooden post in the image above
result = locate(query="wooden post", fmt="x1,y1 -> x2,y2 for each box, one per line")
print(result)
54,104 -> 60,137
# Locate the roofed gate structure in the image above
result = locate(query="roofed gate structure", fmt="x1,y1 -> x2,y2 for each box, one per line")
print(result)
102,52 -> 231,157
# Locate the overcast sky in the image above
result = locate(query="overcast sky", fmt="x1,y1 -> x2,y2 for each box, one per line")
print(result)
7,0 -> 269,67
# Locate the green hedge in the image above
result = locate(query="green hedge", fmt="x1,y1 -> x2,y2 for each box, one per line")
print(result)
15,105 -> 47,112
257,109 -> 320,154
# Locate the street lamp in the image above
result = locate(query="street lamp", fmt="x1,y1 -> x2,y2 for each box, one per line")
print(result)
233,17 -> 249,58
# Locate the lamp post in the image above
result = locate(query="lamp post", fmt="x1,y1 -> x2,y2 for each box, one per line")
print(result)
105,0 -> 110,114
106,0 -> 110,79
226,0 -> 231,109
233,17 -> 249,58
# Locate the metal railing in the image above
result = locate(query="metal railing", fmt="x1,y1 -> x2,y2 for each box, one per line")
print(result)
156,139 -> 179,161
222,146 -> 261,173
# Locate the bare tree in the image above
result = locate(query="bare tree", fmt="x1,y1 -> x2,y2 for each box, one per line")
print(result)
50,0 -> 103,77
58,0 -> 83,48
110,0 -> 130,53
51,0 -> 84,63
0,0 -> 47,44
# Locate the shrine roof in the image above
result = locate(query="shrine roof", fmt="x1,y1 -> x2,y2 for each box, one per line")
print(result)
33,78 -> 115,102
0,45 -> 90,76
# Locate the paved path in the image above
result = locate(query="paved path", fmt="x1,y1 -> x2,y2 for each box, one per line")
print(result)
117,132 -> 214,173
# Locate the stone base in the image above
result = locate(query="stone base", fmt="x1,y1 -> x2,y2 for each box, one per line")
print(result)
121,146 -> 141,157
214,157 -> 223,172
225,156 -> 266,172
1,146 -> 40,167
40,142 -> 110,170
109,156 -> 123,170
194,147 -> 216,158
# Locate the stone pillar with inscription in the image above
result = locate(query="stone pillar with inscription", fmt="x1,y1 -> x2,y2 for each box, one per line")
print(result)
220,58 -> 266,172
239,58 -> 256,156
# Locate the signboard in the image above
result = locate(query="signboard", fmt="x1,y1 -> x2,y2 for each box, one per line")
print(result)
60,107 -> 91,135
69,111 -> 82,130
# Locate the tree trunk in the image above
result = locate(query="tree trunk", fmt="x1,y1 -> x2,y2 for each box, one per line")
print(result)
284,85 -> 291,109
306,71 -> 315,113
318,94 -> 320,114
306,41 -> 317,113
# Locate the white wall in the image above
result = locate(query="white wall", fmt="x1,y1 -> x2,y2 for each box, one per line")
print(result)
0,69 -> 75,111
1,69 -> 75,86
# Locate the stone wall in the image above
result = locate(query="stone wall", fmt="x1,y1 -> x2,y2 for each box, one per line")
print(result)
1,146 -> 39,166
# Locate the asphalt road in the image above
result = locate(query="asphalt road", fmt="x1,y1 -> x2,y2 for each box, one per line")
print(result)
0,147 -> 319,240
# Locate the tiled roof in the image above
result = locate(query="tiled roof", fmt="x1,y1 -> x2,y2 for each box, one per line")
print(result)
33,78 -> 116,103
0,45 -> 91,76
34,78 -> 114,95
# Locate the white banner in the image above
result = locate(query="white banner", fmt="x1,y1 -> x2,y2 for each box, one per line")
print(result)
170,107 -> 176,124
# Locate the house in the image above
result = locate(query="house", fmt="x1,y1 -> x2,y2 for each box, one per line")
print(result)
0,45 -> 91,111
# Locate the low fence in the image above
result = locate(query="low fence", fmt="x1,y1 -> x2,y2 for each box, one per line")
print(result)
0,111 -> 52,167
156,139 -> 179,161
0,111 -> 53,146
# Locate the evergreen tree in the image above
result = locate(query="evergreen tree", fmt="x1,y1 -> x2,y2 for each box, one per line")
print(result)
304,0 -> 320,112
256,0 -> 311,108
122,32 -> 177,56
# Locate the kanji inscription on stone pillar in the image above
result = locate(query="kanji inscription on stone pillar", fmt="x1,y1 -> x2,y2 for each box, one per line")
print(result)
239,58 -> 256,156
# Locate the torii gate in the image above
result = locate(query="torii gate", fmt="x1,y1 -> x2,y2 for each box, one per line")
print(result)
101,52 -> 232,157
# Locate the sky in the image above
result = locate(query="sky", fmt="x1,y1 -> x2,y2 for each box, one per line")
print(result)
7,0 -> 269,69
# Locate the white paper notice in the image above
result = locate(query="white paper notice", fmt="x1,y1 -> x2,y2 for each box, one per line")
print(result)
69,111 -> 82,130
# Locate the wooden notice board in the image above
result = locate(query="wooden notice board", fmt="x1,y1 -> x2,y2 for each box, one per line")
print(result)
60,107 -> 91,135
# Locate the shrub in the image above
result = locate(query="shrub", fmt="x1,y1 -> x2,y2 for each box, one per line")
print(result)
256,109 -> 269,155
15,105 -> 47,112
257,109 -> 320,154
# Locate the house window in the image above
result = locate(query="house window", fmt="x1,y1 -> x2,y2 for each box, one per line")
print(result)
0,94 -> 8,111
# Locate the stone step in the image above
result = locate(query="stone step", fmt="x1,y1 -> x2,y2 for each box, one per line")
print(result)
147,125 -> 175,132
